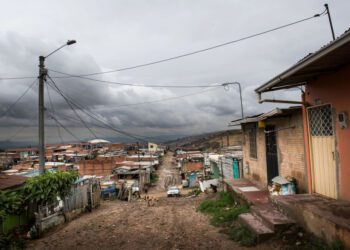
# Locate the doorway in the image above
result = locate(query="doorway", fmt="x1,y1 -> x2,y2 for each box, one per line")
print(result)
307,104 -> 337,198
265,125 -> 279,184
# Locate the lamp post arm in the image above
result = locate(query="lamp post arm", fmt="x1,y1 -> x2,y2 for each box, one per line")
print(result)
223,82 -> 244,119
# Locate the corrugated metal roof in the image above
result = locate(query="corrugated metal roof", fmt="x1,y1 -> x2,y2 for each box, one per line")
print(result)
229,106 -> 301,126
256,28 -> 350,93
0,174 -> 27,190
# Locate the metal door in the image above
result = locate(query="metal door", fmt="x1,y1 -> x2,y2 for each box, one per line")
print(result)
307,104 -> 337,198
265,125 -> 279,184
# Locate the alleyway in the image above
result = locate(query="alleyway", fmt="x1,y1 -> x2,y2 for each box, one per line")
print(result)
27,153 -> 242,250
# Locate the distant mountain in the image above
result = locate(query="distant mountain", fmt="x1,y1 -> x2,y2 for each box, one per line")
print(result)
164,129 -> 241,151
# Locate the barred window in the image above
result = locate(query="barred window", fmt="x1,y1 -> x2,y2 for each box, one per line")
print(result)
248,124 -> 257,159
308,105 -> 333,136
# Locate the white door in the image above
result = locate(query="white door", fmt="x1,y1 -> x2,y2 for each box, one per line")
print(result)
307,104 -> 337,199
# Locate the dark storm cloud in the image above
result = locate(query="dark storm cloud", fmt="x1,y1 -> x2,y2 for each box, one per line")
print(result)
1,0 -> 350,143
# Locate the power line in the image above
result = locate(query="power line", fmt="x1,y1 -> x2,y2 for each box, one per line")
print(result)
0,10 -> 326,82
48,10 -> 326,77
0,76 -> 36,80
47,112 -> 82,142
46,76 -> 98,139
48,71 -> 224,88
0,79 -> 37,118
94,86 -> 222,110
45,82 -> 64,144
46,75 -> 150,142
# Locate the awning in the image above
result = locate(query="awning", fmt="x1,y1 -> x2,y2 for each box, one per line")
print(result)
256,29 -> 350,93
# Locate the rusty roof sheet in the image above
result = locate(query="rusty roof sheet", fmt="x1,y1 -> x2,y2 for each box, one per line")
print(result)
0,174 -> 27,190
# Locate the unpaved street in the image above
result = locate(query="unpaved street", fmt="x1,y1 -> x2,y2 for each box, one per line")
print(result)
152,152 -> 180,193
26,153 -> 243,250
28,196 -> 244,250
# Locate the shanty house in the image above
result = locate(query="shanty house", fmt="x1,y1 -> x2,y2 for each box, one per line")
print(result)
230,107 -> 307,192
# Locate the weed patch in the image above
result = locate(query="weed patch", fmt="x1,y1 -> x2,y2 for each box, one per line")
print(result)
198,192 -> 254,246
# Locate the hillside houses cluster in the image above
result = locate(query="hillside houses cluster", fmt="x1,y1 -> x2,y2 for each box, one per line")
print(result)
0,140 -> 165,194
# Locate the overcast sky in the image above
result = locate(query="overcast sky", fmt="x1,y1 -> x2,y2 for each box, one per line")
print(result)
0,0 -> 349,144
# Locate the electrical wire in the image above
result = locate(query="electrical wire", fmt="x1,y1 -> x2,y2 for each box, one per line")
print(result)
1,9 -> 326,82
47,112 -> 82,142
46,76 -> 98,139
94,86 -> 222,110
48,10 -> 326,77
45,82 -> 64,144
48,71 -> 223,88
0,79 -> 37,118
46,75 -> 150,142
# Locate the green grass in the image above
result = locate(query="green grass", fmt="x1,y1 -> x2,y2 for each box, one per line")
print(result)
199,192 -> 248,226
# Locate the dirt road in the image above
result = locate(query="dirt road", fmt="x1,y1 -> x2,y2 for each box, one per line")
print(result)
152,152 -> 180,193
26,152 -> 244,250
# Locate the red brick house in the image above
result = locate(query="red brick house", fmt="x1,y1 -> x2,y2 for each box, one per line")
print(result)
256,29 -> 350,201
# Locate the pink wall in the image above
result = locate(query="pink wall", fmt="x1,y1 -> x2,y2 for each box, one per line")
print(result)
305,64 -> 350,201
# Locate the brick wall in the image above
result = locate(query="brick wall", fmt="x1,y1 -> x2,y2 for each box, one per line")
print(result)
242,125 -> 268,188
275,113 -> 308,192
242,111 -> 307,192
77,156 -> 125,176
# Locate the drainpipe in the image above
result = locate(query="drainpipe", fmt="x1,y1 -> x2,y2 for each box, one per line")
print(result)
301,93 -> 313,193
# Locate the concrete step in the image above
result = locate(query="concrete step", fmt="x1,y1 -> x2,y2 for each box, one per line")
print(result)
251,204 -> 295,232
237,213 -> 274,242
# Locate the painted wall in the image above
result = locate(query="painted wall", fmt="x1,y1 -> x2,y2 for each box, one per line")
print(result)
305,64 -> 350,201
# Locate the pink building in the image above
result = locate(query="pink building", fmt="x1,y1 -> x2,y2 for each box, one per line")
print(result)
256,29 -> 350,201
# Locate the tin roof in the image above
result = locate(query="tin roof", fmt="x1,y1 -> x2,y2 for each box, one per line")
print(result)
229,106 -> 301,126
0,174 -> 27,190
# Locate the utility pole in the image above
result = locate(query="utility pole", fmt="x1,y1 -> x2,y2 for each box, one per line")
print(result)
137,142 -> 142,192
38,56 -> 47,174
324,4 -> 336,41
37,40 -> 77,175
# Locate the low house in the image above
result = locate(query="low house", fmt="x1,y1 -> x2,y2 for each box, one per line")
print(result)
5,147 -> 38,160
256,29 -> 350,201
148,142 -> 158,153
254,29 -> 350,247
230,107 -> 307,192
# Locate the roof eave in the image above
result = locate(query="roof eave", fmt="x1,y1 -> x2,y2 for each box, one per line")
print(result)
256,31 -> 350,93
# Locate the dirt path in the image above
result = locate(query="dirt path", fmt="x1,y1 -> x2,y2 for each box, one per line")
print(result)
152,151 -> 180,194
26,153 -> 245,250
27,196 -> 246,250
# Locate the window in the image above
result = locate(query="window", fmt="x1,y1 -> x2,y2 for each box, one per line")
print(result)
248,124 -> 257,159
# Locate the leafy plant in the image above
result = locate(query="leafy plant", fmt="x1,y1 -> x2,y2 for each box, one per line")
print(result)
22,171 -> 79,205
0,191 -> 24,219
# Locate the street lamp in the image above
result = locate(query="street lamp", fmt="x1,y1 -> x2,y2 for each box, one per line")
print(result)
223,82 -> 244,120
38,40 -> 77,174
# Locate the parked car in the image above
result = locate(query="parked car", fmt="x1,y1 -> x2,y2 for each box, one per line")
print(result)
167,186 -> 180,197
